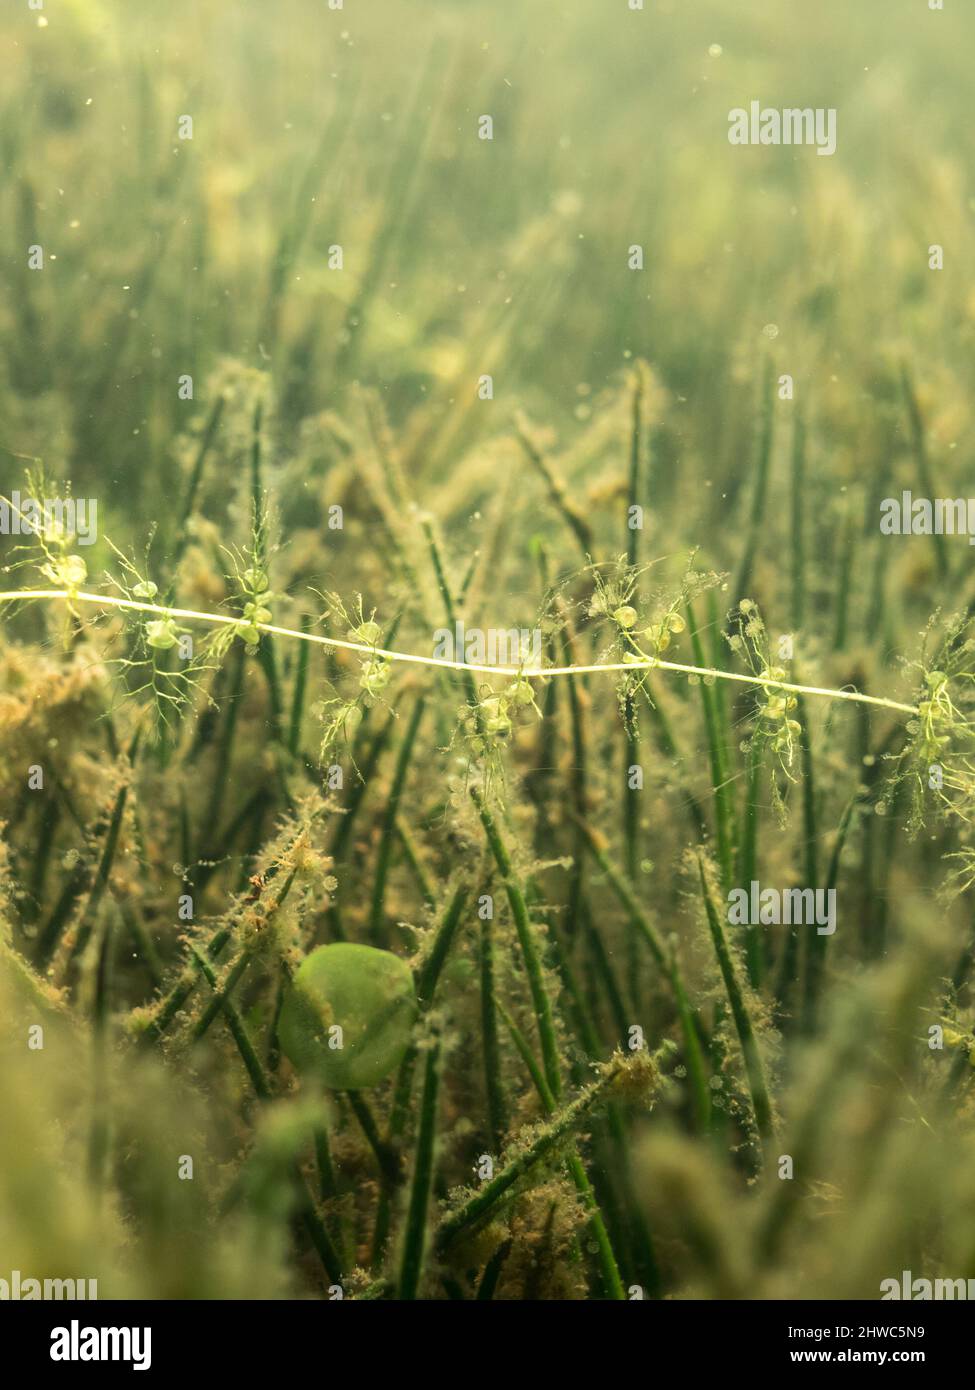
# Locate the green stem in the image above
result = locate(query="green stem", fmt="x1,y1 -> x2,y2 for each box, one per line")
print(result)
142,924 -> 231,1043
416,884 -> 468,1006
901,363 -> 949,579
803,792 -> 858,1030
499,1000 -> 554,1109
732,356 -> 775,606
738,736 -> 765,988
697,855 -> 773,1146
790,408 -> 806,633
192,950 -> 253,1041
189,945 -> 269,1099
499,1003 -> 624,1300
480,910 -> 509,1150
515,421 -> 594,561
395,815 -> 437,910
641,683 -> 708,837
436,1054 -> 642,1252
201,641 -> 246,854
422,517 -> 485,732
177,396 -> 224,538
144,866 -> 297,1044
581,825 -> 710,1132
688,601 -> 735,893
65,742 -> 139,970
471,786 -> 562,1102
398,1033 -> 441,1299
288,613 -> 311,757
475,1240 -> 512,1300
368,695 -> 426,941
831,505 -> 855,651
371,885 -> 467,1270
347,1091 -> 399,1187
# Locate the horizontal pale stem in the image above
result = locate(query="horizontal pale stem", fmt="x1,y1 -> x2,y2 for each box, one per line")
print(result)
0,588 -> 919,716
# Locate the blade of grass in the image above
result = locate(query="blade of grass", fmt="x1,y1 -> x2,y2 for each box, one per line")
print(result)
288,613 -> 311,757
687,600 -> 735,893
579,823 -> 710,1133
497,1000 -> 626,1300
435,1051 -> 652,1253
62,737 -> 140,974
514,416 -> 594,561
901,363 -> 949,580
732,356 -> 775,607
789,407 -> 806,632
480,907 -> 509,1151
395,815 -> 437,912
368,694 -> 426,942
371,884 -> 468,1269
475,1239 -> 512,1300
697,853 -> 773,1148
802,791 -> 858,1031
397,1032 -> 442,1299
471,785 -> 562,1102
737,735 -> 765,988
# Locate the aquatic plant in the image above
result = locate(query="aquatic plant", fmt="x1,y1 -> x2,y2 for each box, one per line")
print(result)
3,0 -> 975,1307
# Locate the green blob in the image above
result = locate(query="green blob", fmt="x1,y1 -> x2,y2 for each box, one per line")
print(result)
279,943 -> 417,1090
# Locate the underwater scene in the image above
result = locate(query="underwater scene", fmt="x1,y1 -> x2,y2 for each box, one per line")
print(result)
2,0 -> 975,1323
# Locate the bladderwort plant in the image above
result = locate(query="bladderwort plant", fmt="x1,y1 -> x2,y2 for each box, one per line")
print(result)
9,447 -> 975,1302
312,591 -> 395,762
895,615 -> 975,899
0,553 -> 930,748
7,494 -> 972,1296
